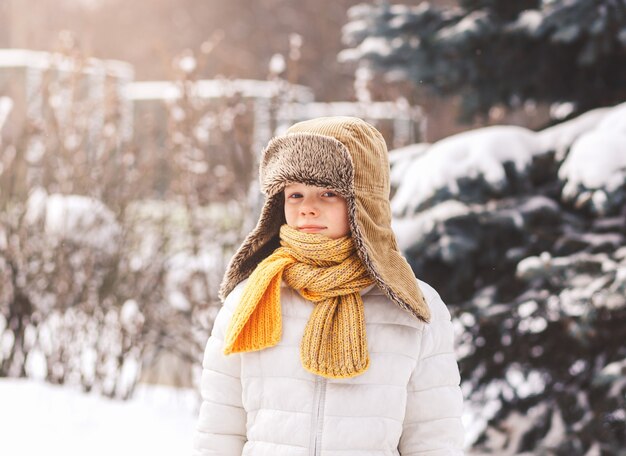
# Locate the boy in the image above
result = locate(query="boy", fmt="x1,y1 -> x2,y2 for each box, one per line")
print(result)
194,117 -> 464,455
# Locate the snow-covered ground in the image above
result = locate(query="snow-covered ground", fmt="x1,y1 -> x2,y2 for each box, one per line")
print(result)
1,378 -> 482,453
0,378 -> 198,456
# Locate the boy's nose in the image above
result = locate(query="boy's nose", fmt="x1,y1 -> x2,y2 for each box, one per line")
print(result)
299,203 -> 318,216
300,208 -> 318,216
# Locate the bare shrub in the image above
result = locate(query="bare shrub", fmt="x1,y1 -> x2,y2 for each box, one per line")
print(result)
0,41 -> 261,397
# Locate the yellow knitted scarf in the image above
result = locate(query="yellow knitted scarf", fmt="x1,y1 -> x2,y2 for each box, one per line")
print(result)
223,224 -> 375,378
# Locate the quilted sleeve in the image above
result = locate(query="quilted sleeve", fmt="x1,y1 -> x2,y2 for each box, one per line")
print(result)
193,287 -> 247,456
398,286 -> 464,455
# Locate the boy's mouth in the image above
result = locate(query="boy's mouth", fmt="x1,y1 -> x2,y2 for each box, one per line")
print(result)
298,225 -> 326,233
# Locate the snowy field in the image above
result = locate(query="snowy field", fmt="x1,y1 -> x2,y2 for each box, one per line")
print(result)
0,379 -> 198,456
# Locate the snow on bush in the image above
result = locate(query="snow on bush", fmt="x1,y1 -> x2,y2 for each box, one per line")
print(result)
388,142 -> 430,189
536,106 -> 610,159
391,126 -> 544,215
391,200 -> 470,251
558,102 -> 626,215
25,187 -> 121,254
391,101 -> 626,217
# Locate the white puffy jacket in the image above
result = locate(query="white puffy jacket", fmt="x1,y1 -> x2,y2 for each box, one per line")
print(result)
194,279 -> 464,456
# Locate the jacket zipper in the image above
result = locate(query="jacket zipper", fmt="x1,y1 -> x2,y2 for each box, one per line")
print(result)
310,375 -> 328,456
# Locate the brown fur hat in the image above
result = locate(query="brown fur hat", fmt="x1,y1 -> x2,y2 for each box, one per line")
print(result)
219,116 -> 430,321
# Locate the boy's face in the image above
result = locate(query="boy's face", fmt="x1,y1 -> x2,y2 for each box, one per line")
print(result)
284,183 -> 350,240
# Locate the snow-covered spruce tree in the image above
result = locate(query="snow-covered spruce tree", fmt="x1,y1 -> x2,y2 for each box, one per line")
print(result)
341,0 -> 626,121
390,105 -> 626,454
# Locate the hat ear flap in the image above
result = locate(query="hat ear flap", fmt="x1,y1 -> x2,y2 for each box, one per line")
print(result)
219,193 -> 285,300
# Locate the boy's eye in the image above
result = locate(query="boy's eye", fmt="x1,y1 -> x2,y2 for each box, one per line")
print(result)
322,191 -> 337,197
287,192 -> 303,199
